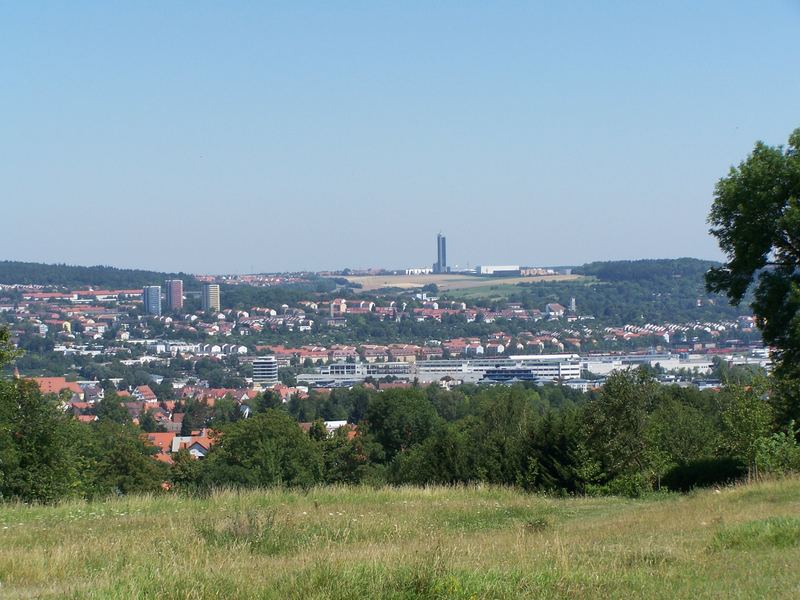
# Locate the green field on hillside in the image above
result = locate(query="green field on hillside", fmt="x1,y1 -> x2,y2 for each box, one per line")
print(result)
2,479 -> 800,598
335,273 -> 585,294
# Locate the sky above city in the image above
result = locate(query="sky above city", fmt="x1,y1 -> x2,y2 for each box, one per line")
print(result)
2,2 -> 799,274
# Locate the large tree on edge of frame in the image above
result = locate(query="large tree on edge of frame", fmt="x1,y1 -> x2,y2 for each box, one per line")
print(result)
706,128 -> 800,422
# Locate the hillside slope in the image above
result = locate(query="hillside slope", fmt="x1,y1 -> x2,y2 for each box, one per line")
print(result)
1,479 -> 799,598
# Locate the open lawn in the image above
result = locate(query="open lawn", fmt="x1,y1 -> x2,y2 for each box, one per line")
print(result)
1,479 -> 800,598
336,273 -> 583,293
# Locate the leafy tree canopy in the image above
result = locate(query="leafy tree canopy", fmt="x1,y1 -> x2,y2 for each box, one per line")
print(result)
706,130 -> 800,343
705,128 -> 800,418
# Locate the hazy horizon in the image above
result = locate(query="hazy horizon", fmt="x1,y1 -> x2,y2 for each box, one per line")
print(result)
2,2 -> 799,273
1,253 -> 723,277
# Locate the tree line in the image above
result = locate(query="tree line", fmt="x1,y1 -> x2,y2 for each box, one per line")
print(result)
0,260 -> 200,290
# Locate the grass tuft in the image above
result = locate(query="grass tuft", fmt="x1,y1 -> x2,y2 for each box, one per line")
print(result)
194,508 -> 298,556
711,516 -> 800,551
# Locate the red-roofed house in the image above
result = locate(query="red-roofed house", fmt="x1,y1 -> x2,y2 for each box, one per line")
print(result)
31,377 -> 84,400
133,385 -> 158,404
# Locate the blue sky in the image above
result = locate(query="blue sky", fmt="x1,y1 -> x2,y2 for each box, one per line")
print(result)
1,1 -> 798,274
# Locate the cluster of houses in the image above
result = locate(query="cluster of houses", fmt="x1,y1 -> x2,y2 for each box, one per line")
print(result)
2,283 -> 764,394
2,283 -> 755,354
2,282 -> 762,381
24,375 -> 313,463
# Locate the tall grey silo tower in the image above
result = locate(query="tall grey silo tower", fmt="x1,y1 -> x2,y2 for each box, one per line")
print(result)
436,233 -> 447,274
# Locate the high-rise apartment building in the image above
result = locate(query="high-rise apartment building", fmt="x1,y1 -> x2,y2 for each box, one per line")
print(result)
202,283 -> 221,312
434,233 -> 447,274
142,286 -> 162,316
253,356 -> 278,386
165,279 -> 184,312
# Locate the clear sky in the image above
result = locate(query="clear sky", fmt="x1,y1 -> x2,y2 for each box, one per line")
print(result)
2,2 -> 799,274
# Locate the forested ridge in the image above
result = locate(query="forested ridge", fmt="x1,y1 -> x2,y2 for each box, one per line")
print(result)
461,258 -> 748,324
575,258 -> 719,282
0,260 -> 200,289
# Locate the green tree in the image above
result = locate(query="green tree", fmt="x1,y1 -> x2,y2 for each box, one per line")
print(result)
393,421 -> 473,485
647,397 -> 720,466
346,386 -> 371,423
181,399 -> 210,435
139,410 -> 159,433
308,419 -> 328,442
253,390 -> 283,413
469,386 -> 539,485
95,392 -> 131,424
209,395 -> 240,426
645,397 -> 721,488
705,128 -> 800,421
583,369 -> 660,492
753,422 -> 800,476
0,379 -> 80,503
170,448 -> 201,488
524,407 -> 585,493
200,410 -> 323,488
719,383 -> 774,479
83,421 -> 168,496
364,389 -> 441,461
319,427 -> 385,485
0,327 -> 21,369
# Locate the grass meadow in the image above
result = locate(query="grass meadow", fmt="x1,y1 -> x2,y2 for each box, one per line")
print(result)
1,478 -> 800,598
331,273 -> 584,293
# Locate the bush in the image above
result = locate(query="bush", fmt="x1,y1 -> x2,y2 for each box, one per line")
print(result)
662,457 -> 746,491
753,424 -> 800,476
604,472 -> 652,498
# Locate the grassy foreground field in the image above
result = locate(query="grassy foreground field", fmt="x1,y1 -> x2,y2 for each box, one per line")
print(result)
2,480 -> 800,599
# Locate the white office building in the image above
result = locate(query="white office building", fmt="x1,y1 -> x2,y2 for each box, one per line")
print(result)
253,356 -> 278,386
414,354 -> 581,384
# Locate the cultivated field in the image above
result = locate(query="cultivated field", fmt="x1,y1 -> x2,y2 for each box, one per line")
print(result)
337,273 -> 583,292
2,479 -> 800,598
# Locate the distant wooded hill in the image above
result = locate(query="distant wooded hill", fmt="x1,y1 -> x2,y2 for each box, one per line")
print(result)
485,258 -> 752,324
0,260 -> 199,289
573,258 -> 721,282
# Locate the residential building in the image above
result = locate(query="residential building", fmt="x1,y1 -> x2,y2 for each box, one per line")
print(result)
142,286 -> 162,316
31,377 -> 84,400
202,283 -> 221,312
166,279 -> 184,312
133,385 -> 158,404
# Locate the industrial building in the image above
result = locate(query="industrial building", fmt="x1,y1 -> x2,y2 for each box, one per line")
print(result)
475,265 -> 521,276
